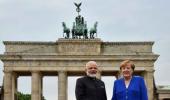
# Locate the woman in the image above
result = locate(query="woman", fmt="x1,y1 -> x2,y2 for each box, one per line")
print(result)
111,60 -> 148,100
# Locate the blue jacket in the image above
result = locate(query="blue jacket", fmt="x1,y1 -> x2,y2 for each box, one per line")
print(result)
111,76 -> 148,100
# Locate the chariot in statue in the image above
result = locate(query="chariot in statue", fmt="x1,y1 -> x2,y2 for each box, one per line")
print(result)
62,2 -> 98,39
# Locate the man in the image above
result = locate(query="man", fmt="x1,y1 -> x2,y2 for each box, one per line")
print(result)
75,61 -> 107,100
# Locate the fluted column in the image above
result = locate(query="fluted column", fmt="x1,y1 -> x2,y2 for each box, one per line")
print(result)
96,70 -> 101,79
144,70 -> 154,100
40,74 -> 43,100
116,71 -> 121,79
4,70 -> 12,100
31,71 -> 42,100
58,71 -> 67,100
12,72 -> 18,100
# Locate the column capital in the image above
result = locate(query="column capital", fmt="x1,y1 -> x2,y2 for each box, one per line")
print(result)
58,70 -> 67,74
3,70 -> 12,73
97,67 -> 103,73
145,69 -> 155,73
144,66 -> 155,73
31,70 -> 41,74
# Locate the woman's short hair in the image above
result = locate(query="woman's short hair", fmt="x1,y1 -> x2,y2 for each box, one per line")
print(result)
120,60 -> 135,70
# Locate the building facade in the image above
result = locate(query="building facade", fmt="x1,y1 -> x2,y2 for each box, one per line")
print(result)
0,38 -> 160,100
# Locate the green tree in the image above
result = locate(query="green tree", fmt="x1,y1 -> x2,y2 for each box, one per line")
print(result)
16,92 -> 46,100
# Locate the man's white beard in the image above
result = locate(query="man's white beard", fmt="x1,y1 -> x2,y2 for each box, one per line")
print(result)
86,72 -> 96,78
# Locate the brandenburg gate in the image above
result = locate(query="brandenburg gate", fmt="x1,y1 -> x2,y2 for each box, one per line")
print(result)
0,3 -> 159,100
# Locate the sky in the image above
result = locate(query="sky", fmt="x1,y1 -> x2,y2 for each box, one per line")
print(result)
0,0 -> 170,100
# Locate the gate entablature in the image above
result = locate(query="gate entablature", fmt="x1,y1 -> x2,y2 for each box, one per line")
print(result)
2,39 -> 156,55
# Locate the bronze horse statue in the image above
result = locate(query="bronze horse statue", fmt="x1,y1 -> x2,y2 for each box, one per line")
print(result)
62,22 -> 70,38
90,22 -> 98,39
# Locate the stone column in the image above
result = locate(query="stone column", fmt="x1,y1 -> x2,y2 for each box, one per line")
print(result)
58,71 -> 67,100
3,70 -> 12,100
31,71 -> 42,100
12,72 -> 18,100
116,71 -> 121,79
40,75 -> 43,100
144,70 -> 154,100
96,70 -> 101,79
